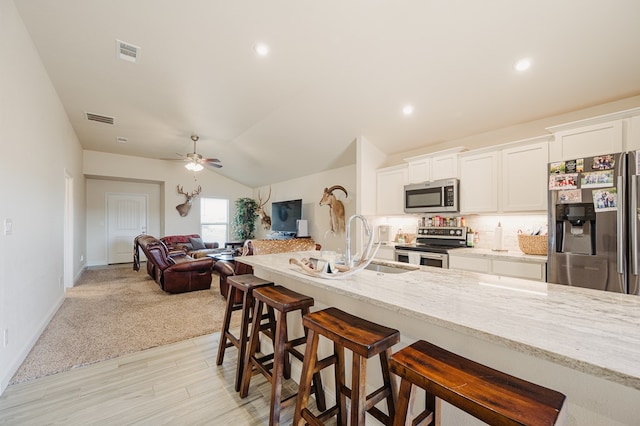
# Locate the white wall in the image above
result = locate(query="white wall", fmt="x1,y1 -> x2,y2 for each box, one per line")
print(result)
253,165 -> 357,253
84,150 -> 253,251
0,0 -> 85,394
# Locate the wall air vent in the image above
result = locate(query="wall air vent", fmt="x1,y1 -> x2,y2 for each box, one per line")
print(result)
116,39 -> 141,63
85,112 -> 115,125
116,136 -> 128,144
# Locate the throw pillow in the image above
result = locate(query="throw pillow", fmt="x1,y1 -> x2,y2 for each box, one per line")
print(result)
190,237 -> 206,250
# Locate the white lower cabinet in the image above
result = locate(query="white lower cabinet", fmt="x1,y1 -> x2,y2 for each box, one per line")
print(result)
449,252 -> 547,282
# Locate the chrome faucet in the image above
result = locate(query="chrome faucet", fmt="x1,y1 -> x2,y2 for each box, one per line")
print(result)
345,214 -> 373,268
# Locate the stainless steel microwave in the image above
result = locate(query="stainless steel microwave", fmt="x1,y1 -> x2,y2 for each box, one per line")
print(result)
404,178 -> 459,213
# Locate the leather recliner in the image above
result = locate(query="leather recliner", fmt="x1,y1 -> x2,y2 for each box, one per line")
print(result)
134,234 -> 214,294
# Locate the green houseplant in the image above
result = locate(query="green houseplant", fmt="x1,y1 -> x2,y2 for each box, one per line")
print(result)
233,197 -> 259,241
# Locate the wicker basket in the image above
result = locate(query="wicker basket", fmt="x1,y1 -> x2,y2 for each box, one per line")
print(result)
517,234 -> 548,255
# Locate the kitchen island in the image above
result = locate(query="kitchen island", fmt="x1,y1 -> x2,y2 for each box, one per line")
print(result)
237,251 -> 640,426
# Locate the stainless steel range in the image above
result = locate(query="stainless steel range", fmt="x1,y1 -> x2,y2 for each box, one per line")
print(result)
394,226 -> 467,268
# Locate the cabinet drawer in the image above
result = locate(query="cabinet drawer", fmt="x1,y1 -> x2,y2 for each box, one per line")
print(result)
492,260 -> 545,281
449,256 -> 490,273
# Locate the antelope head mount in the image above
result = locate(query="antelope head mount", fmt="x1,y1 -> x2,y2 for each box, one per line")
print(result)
319,185 -> 348,234
257,186 -> 272,230
176,185 -> 201,217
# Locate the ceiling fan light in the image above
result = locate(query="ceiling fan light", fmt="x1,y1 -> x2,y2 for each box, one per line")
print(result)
192,163 -> 204,172
185,162 -> 196,171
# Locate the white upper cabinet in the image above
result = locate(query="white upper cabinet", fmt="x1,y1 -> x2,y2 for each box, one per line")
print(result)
404,147 -> 464,184
549,120 -> 623,161
547,108 -> 640,161
626,115 -> 640,151
459,150 -> 499,213
407,157 -> 430,184
432,153 -> 459,181
501,141 -> 549,212
376,164 -> 408,215
459,137 -> 550,214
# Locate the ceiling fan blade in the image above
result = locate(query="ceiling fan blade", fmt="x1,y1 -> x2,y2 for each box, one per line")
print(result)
203,161 -> 223,169
203,158 -> 221,163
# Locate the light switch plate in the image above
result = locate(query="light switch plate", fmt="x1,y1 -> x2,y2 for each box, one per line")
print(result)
3,218 -> 12,236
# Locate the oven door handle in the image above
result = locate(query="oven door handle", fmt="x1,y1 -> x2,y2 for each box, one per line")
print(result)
418,252 -> 447,260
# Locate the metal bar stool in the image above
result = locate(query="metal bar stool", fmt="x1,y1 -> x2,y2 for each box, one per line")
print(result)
294,307 -> 400,425
390,340 -> 566,426
240,285 -> 326,426
215,274 -> 274,392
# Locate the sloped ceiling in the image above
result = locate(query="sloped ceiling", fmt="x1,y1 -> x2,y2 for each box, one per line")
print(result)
14,0 -> 640,187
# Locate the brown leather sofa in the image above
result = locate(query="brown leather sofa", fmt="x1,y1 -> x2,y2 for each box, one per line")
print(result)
160,234 -> 222,258
133,234 -> 214,294
213,238 -> 320,302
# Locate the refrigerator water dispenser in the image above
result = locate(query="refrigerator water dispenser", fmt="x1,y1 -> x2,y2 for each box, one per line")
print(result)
555,203 -> 597,255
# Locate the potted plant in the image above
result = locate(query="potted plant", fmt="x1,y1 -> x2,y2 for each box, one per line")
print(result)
232,197 -> 259,241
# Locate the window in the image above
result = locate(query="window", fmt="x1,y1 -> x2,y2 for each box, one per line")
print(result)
201,198 -> 229,245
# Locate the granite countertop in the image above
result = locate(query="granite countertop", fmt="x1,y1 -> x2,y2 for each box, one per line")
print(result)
450,247 -> 548,263
237,251 -> 640,390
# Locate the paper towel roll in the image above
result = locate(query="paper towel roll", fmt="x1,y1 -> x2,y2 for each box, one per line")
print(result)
492,222 -> 504,251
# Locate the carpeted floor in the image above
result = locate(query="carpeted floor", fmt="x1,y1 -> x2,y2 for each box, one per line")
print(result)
10,263 -> 238,385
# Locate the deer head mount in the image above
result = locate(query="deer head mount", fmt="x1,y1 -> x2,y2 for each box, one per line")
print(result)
176,185 -> 201,217
257,186 -> 272,230
319,185 -> 348,234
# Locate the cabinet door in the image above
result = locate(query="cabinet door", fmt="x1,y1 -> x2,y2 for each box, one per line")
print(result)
449,255 -> 491,273
432,153 -> 458,180
492,260 -> 546,282
376,166 -> 408,215
553,120 -> 623,161
459,151 -> 499,213
502,141 -> 549,212
407,158 -> 430,183
627,116 -> 640,151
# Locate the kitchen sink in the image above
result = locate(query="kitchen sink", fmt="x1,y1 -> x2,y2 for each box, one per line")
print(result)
364,262 -> 417,274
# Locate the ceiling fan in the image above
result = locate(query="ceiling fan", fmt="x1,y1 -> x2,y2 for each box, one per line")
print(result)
177,135 -> 222,171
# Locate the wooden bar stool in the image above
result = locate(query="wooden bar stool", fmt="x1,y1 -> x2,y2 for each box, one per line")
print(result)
215,274 -> 274,392
390,340 -> 566,426
240,285 -> 326,426
294,307 -> 400,425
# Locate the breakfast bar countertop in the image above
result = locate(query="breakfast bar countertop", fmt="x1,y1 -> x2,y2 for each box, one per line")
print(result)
236,251 -> 640,391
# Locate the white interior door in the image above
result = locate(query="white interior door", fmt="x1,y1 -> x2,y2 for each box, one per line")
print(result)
107,193 -> 148,264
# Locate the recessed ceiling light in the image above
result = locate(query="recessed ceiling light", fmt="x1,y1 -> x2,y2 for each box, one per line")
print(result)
402,105 -> 415,115
254,42 -> 269,56
514,58 -> 532,72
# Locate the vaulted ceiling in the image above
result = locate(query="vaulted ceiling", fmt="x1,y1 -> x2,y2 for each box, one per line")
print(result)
15,0 -> 640,187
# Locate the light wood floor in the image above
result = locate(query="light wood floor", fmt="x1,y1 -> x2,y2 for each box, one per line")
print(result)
0,332 -> 328,425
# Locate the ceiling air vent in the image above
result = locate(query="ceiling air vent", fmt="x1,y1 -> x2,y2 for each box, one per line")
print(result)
116,136 -> 128,144
85,112 -> 115,125
116,39 -> 140,63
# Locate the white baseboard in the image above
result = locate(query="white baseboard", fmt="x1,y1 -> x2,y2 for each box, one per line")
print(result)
0,293 -> 66,396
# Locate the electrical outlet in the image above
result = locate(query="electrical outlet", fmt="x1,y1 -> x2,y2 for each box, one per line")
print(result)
80,255 -> 84,262
3,329 -> 8,347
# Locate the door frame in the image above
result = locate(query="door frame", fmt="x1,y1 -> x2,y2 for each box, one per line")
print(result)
64,170 -> 74,288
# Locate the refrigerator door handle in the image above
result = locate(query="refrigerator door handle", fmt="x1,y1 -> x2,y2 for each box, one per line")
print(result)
618,175 -> 625,274
632,175 -> 639,276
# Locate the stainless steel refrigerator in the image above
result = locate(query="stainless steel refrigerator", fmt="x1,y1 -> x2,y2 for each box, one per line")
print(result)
548,151 -> 640,295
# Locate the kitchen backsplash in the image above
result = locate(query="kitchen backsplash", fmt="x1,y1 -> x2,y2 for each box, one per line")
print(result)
369,214 -> 548,253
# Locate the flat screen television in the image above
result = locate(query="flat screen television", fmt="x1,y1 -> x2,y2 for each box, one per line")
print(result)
271,199 -> 302,234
